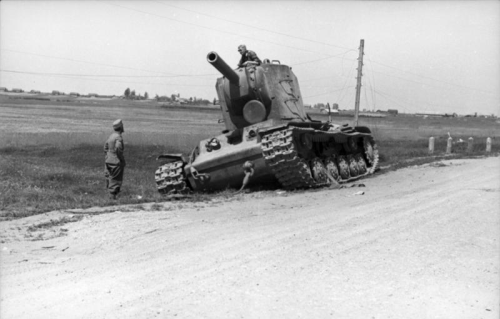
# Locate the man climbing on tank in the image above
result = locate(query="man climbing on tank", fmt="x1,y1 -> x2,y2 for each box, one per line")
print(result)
237,44 -> 262,68
104,119 -> 126,200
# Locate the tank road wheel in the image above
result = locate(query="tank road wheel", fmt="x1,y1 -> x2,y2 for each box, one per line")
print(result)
348,155 -> 359,177
310,158 -> 328,184
155,161 -> 189,194
355,153 -> 367,174
363,136 -> 380,174
337,155 -> 350,180
324,157 -> 340,182
297,157 -> 315,187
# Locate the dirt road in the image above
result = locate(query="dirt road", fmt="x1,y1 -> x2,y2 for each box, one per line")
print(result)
1,157 -> 499,319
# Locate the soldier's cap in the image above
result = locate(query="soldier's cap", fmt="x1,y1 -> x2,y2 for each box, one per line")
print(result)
113,119 -> 124,130
238,44 -> 246,51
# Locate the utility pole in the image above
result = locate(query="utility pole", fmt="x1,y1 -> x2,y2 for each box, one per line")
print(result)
353,39 -> 364,127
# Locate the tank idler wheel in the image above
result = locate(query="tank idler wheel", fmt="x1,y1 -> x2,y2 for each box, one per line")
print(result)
363,136 -> 379,173
337,155 -> 350,180
310,158 -> 328,184
363,137 -> 375,164
324,157 -> 340,182
348,155 -> 359,177
355,153 -> 367,174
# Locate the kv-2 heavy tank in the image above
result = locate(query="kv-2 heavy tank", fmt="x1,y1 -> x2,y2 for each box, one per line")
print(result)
155,51 -> 379,194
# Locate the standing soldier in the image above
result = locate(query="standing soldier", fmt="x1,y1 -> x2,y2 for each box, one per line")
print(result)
104,119 -> 125,199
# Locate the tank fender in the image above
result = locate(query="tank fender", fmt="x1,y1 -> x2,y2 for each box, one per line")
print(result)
354,126 -> 372,134
156,153 -> 186,163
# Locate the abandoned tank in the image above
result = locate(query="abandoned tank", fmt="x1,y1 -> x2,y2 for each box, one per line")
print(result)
154,51 -> 379,194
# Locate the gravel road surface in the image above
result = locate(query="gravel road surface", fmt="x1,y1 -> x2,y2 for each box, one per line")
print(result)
1,157 -> 499,319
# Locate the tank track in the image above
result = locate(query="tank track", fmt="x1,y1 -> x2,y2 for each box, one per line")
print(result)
155,161 -> 190,194
261,127 -> 379,190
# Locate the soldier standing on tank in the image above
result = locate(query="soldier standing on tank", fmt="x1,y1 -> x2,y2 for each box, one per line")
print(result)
237,44 -> 262,67
104,119 -> 126,200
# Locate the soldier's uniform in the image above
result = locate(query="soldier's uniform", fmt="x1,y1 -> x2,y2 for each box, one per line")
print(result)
104,119 -> 125,199
237,45 -> 262,67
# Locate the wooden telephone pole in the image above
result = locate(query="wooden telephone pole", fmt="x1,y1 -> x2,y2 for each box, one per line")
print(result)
353,39 -> 365,127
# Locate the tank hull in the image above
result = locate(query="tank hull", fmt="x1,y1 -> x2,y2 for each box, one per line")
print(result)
155,119 -> 378,193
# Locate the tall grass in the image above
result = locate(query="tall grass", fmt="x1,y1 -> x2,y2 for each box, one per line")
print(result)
0,143 -> 189,219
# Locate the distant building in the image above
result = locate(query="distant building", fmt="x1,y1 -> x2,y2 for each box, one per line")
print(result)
52,90 -> 60,95
387,109 -> 398,115
88,93 -> 98,97
320,109 -> 339,114
69,92 -> 80,97
12,88 -> 24,93
416,113 -> 444,118
29,90 -> 41,94
0,87 -> 7,92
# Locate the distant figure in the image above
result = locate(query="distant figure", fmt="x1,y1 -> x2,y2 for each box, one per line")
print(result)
237,44 -> 262,68
104,119 -> 126,199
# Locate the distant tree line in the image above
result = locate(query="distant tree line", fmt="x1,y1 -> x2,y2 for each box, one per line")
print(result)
123,88 -> 215,105
124,88 -> 148,100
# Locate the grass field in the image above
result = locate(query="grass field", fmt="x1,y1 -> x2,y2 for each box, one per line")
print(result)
1,95 -> 499,219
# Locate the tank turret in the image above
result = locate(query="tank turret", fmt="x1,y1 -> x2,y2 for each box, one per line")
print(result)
207,51 -> 308,131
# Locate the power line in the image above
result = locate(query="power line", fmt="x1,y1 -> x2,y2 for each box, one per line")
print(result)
366,54 -> 498,96
104,2 -> 500,103
362,85 -> 370,111
2,48 -> 356,82
365,65 -> 500,102
0,68 -> 216,79
103,2 -> 354,60
372,89 -> 410,112
370,86 -> 459,112
156,1 -> 355,52
0,69 -> 213,87
363,56 -> 377,111
302,86 -> 352,99
1,49 -> 216,78
294,51 -> 357,66
336,60 -> 358,104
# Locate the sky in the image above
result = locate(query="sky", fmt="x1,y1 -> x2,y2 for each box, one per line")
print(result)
1,0 -> 499,116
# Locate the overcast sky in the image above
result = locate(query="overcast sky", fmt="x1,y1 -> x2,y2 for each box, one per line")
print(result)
1,1 -> 499,115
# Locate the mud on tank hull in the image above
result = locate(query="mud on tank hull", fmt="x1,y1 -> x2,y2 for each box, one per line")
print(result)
154,119 -> 379,194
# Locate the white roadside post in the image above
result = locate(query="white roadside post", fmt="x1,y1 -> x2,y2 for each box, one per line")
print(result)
486,137 -> 492,153
428,137 -> 435,154
446,136 -> 453,154
467,137 -> 474,153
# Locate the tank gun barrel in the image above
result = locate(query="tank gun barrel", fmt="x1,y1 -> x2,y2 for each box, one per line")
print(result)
207,52 -> 239,84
